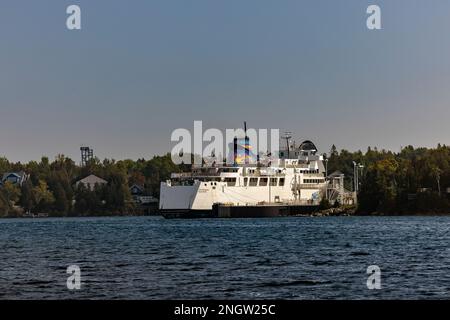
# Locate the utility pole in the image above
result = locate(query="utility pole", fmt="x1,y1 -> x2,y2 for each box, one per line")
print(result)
324,156 -> 329,201
434,167 -> 442,196
358,164 -> 364,192
353,161 -> 364,206
352,161 -> 364,192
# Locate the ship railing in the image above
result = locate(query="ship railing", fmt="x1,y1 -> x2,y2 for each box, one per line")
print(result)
216,199 -> 320,207
296,184 -> 328,189
170,173 -> 191,178
243,172 -> 286,177
171,172 -> 221,178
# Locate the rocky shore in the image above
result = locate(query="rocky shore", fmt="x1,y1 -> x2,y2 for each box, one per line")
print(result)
294,206 -> 356,217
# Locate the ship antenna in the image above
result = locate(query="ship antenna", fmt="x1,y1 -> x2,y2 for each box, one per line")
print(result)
243,121 -> 249,165
283,131 -> 292,155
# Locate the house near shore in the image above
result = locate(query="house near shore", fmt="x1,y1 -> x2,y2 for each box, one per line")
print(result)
137,195 -> 158,205
0,171 -> 29,187
130,184 -> 145,196
75,174 -> 107,191
129,184 -> 158,205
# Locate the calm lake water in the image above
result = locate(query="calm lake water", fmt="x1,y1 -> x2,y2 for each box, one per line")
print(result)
0,216 -> 449,299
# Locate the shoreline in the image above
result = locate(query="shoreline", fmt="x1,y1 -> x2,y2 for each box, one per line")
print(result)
1,211 -> 450,219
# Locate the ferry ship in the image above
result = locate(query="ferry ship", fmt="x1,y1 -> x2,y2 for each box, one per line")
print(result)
159,131 -> 338,218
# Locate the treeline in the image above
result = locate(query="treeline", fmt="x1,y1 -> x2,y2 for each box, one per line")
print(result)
1,144 -> 449,217
0,154 -> 180,217
327,144 -> 450,214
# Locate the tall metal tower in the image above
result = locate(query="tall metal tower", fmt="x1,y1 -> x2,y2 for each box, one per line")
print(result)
80,146 -> 94,166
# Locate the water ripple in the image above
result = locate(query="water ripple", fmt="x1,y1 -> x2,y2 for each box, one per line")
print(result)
0,216 -> 449,299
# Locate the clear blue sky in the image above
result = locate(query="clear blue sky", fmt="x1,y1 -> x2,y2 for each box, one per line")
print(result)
1,0 -> 449,162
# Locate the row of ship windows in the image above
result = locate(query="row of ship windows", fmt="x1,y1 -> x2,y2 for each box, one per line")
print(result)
247,169 -> 284,174
303,179 -> 325,184
299,169 -> 319,174
201,177 -> 324,187
245,169 -> 319,174
244,177 -> 285,187
220,177 -> 286,187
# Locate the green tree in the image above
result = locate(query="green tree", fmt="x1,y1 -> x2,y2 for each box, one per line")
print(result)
0,193 -> 10,217
33,180 -> 55,212
20,180 -> 35,213
2,181 -> 21,205
52,183 -> 69,216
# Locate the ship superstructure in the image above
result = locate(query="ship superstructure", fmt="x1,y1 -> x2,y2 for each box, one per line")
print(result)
160,135 -> 331,218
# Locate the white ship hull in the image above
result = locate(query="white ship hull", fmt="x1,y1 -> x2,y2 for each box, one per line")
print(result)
159,139 -> 336,218
160,179 -> 325,212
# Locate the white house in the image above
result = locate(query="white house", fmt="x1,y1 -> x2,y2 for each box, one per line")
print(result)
1,171 -> 29,187
75,174 -> 107,191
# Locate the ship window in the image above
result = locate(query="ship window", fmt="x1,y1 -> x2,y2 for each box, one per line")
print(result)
243,178 -> 248,186
249,178 -> 258,186
270,178 -> 277,186
225,178 -> 236,186
259,178 -> 268,186
279,178 -> 285,186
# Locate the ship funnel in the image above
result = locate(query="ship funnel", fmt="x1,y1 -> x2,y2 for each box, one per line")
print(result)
233,122 -> 251,165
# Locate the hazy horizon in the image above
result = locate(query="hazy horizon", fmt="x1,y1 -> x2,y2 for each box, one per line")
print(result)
1,0 -> 450,163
